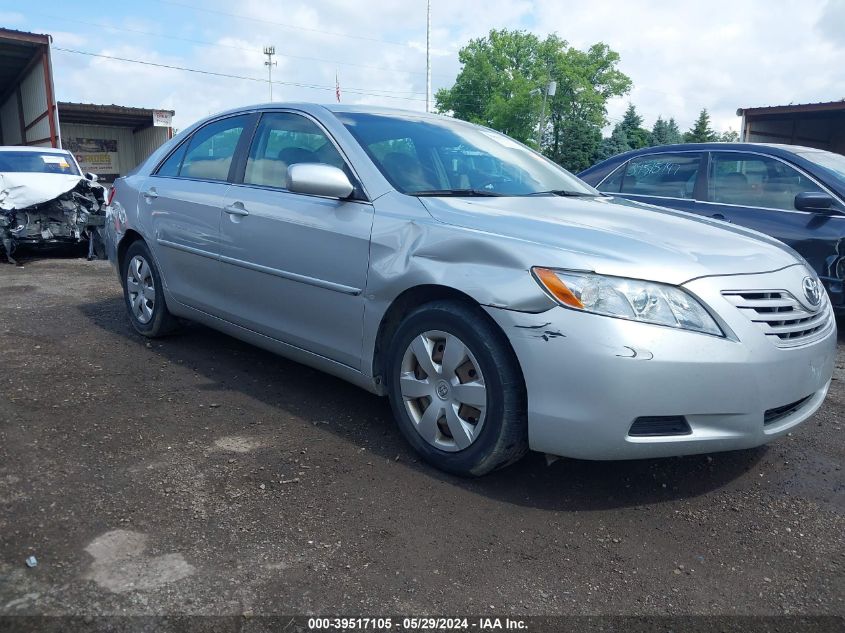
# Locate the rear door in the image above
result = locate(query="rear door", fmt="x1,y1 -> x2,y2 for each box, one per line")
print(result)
145,113 -> 253,312
596,151 -> 709,216
217,110 -> 374,368
702,151 -> 845,280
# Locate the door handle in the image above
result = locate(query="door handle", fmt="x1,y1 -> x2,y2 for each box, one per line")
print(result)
711,213 -> 729,222
224,202 -> 249,217
142,188 -> 158,200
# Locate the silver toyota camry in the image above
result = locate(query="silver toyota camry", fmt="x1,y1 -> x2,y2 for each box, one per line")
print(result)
105,103 -> 837,476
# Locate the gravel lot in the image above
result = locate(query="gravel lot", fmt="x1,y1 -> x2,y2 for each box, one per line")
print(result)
0,256 -> 843,619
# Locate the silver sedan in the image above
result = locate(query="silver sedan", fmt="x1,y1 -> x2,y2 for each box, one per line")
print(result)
105,104 -> 837,476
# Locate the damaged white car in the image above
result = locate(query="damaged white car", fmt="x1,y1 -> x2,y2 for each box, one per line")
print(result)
0,146 -> 108,264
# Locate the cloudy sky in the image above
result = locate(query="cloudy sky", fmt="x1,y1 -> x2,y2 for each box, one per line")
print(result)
4,0 -> 844,134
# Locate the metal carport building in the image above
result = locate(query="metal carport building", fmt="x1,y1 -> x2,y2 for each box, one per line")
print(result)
0,28 -> 59,148
58,102 -> 174,182
737,100 -> 845,155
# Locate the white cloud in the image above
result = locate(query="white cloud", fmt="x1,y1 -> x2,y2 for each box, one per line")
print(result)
533,0 -> 845,133
42,0 -> 845,137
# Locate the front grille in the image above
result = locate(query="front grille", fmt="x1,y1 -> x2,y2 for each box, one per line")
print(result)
629,416 -> 691,437
722,290 -> 832,348
764,395 -> 812,425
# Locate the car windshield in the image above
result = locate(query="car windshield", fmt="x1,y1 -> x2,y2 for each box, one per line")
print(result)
337,111 -> 597,197
796,149 -> 845,183
0,151 -> 80,176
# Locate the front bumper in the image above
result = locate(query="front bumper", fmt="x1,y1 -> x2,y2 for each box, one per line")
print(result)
486,269 -> 837,460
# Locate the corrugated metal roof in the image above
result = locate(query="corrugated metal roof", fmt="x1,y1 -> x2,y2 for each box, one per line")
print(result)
737,100 -> 845,116
0,28 -> 51,43
58,102 -> 174,128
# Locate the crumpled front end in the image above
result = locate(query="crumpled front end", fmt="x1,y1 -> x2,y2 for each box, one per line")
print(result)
0,174 -> 107,264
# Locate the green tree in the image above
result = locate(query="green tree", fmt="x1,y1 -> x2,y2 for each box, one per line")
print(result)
618,104 -> 650,149
718,128 -> 740,142
435,29 -> 631,169
684,109 -> 718,143
552,118 -> 603,172
650,116 -> 683,146
596,126 -> 630,161
435,29 -> 543,142
665,118 -> 683,144
544,42 -> 632,169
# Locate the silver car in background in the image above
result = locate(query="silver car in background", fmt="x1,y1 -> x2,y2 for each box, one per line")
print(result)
106,104 -> 836,476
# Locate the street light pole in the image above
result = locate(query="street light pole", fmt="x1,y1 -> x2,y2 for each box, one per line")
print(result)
263,46 -> 277,101
426,0 -> 431,113
535,80 -> 557,150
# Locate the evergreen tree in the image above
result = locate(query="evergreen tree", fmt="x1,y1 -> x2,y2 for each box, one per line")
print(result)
618,103 -> 650,149
650,116 -> 683,146
596,126 -> 630,161
650,117 -> 668,145
552,118 -> 602,172
684,109 -> 718,143
665,118 -> 683,144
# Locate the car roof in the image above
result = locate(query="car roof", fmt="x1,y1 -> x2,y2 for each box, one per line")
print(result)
0,146 -> 71,154
198,102 -> 452,124
592,142 -> 829,163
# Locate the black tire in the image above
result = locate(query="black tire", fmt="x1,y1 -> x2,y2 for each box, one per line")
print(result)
386,300 -> 528,477
120,240 -> 179,337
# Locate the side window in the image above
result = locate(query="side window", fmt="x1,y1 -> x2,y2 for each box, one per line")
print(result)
156,141 -> 188,177
244,112 -> 346,189
596,163 -> 627,193
619,153 -> 702,199
709,152 -> 825,211
179,115 -> 249,182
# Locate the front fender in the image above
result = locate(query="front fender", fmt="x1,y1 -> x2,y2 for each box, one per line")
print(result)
360,192 -> 558,376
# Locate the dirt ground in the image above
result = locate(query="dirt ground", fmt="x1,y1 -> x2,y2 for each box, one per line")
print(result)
0,257 -> 843,619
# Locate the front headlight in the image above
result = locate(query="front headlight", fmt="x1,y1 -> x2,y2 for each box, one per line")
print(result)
532,267 -> 723,336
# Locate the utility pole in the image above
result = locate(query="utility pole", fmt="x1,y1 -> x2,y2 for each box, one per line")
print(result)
535,80 -> 557,150
263,46 -> 277,101
426,0 -> 431,113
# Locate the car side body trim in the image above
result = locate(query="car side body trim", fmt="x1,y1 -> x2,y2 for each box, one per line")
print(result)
156,238 -> 218,261
156,238 -> 361,294
218,254 -> 363,296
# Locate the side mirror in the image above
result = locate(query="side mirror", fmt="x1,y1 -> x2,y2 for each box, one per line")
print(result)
287,163 -> 353,199
85,172 -> 99,183
794,191 -> 837,212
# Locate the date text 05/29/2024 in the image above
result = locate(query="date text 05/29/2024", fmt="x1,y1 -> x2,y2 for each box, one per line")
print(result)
306,617 -> 528,630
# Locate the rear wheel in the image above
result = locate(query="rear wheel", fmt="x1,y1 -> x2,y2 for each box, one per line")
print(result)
121,240 -> 178,337
387,300 -> 528,476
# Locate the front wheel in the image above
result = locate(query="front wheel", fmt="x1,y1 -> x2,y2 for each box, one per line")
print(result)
121,240 -> 178,337
386,300 -> 528,476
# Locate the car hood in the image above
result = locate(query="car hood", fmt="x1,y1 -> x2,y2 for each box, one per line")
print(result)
0,172 -> 96,210
418,194 -> 802,285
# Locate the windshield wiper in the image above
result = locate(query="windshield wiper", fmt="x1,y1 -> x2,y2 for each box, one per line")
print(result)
410,189 -> 504,197
525,189 -> 599,197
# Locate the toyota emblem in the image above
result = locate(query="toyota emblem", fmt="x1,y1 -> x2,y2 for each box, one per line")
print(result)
802,276 -> 821,307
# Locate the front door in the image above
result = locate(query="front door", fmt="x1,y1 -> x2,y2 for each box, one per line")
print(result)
703,151 -> 845,285
217,111 -> 374,369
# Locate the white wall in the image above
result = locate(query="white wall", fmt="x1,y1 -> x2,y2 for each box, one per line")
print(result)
133,126 -> 170,168
0,95 -> 19,144
20,60 -> 48,144
0,55 -> 55,147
